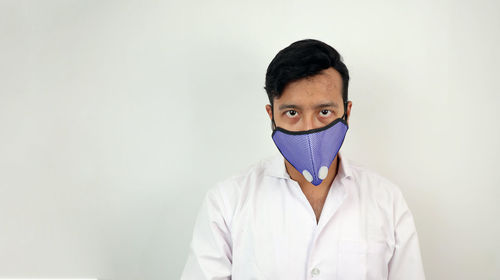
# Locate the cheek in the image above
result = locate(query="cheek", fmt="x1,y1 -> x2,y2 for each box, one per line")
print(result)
316,110 -> 333,119
275,114 -> 300,129
281,115 -> 300,125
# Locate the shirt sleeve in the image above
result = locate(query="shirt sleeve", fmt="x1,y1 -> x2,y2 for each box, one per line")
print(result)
180,185 -> 233,280
388,188 -> 426,280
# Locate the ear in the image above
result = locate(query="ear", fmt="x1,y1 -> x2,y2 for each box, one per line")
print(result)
346,101 -> 352,125
265,104 -> 273,120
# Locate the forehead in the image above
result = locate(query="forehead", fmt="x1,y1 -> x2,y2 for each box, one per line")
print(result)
276,67 -> 343,104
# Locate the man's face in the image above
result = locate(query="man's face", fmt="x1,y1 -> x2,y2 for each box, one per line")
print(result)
266,67 -> 352,132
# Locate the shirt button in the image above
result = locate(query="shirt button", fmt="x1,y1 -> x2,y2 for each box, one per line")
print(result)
311,267 -> 320,277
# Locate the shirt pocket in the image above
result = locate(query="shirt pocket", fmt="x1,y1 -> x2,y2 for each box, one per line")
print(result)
336,240 -> 392,280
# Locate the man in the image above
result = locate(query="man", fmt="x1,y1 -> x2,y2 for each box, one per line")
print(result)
181,39 -> 425,280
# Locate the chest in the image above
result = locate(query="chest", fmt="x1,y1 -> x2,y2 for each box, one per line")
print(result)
229,187 -> 395,280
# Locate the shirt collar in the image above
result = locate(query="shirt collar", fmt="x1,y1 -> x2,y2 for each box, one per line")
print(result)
264,150 -> 353,181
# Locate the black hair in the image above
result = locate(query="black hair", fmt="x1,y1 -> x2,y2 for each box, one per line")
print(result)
264,39 -> 350,114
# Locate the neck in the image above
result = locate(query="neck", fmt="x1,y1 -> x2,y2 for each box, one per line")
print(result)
284,155 -> 340,193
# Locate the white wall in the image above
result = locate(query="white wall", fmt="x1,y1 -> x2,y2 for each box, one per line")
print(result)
1,0 -> 499,279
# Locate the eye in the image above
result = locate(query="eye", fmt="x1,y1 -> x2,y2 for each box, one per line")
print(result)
319,109 -> 332,117
285,110 -> 298,118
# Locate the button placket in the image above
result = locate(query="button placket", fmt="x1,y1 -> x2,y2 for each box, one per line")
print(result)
306,228 -> 321,279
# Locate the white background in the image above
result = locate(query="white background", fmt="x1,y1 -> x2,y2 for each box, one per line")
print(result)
1,0 -> 499,279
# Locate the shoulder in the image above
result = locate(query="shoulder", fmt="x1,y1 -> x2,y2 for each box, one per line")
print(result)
203,155 -> 278,225
345,158 -> 407,206
211,154 -> 274,194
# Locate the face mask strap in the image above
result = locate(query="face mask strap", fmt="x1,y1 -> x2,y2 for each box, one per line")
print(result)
342,100 -> 348,122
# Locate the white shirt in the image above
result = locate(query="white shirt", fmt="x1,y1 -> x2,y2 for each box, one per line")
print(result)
181,151 -> 425,280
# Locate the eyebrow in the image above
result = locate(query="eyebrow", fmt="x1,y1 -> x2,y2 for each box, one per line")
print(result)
278,102 -> 339,110
316,102 -> 339,109
278,104 -> 302,110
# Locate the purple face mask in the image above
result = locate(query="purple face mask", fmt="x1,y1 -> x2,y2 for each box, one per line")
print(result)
272,117 -> 348,186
